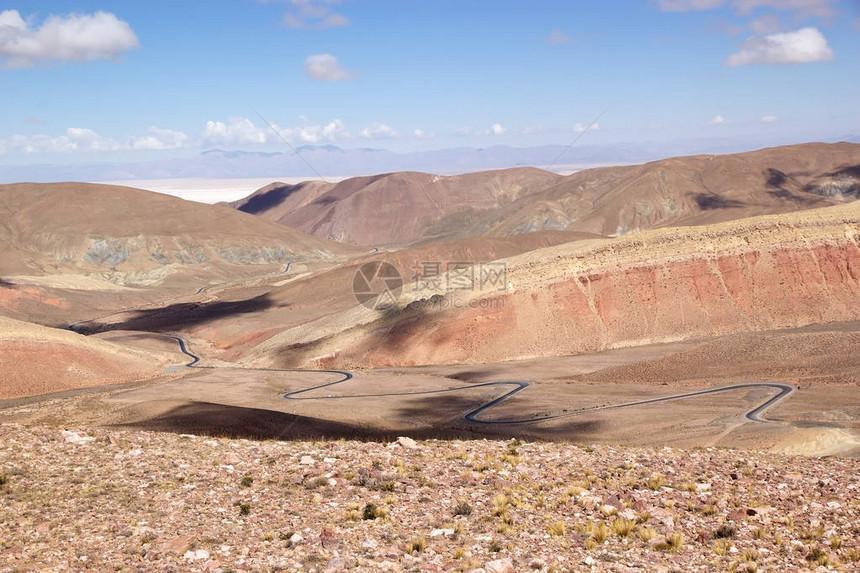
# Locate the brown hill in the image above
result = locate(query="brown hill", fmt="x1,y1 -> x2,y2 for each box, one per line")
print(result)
229,143 -> 860,246
0,182 -> 357,288
486,141 -> 860,237
229,168 -> 565,246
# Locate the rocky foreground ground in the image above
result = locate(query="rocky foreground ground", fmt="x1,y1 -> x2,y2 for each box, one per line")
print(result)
1,424 -> 858,573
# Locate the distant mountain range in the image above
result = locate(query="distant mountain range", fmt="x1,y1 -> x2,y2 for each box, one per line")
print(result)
3,133 -> 855,183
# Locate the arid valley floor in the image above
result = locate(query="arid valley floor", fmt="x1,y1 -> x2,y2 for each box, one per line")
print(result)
2,143 -> 860,571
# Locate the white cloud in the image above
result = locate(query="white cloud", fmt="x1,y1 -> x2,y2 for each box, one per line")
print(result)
359,123 -> 396,139
304,53 -> 356,81
413,128 -> 425,138
203,117 -> 270,146
288,118 -> 349,143
491,123 -> 506,135
710,115 -> 726,124
455,126 -> 473,137
731,0 -> 836,18
760,114 -> 778,122
202,116 -> 351,146
131,127 -> 190,150
725,27 -> 834,66
4,127 -> 123,154
573,122 -> 600,132
283,0 -> 350,29
0,9 -> 138,69
546,29 -> 572,45
748,14 -> 781,34
656,0 -> 726,11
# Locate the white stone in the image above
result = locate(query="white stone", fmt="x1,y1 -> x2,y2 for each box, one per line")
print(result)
299,455 -> 315,465
396,436 -> 420,450
62,430 -> 95,445
430,528 -> 455,537
183,549 -> 209,560
484,558 -> 514,573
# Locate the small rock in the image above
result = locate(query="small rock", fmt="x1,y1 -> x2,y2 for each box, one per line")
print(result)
183,549 -> 209,561
484,558 -> 514,573
361,538 -> 378,549
160,536 -> 191,554
289,533 -> 303,545
323,557 -> 346,572
300,455 -> 315,465
430,528 -> 455,537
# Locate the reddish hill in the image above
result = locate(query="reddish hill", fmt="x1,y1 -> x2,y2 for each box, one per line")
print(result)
247,201 -> 860,369
0,316 -> 170,399
229,168 -> 564,246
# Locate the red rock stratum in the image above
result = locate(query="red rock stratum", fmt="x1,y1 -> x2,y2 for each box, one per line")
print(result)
259,201 -> 860,368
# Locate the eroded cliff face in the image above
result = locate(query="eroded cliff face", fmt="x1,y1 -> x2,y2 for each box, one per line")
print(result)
279,203 -> 860,368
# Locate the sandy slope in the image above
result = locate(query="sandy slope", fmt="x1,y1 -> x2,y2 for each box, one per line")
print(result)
0,182 -> 358,285
0,316 -> 169,399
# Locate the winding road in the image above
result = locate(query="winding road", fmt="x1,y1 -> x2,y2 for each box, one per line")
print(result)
69,257 -> 794,430
169,334 -> 794,427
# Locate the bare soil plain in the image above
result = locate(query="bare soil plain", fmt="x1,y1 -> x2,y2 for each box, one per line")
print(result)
1,143 -> 860,572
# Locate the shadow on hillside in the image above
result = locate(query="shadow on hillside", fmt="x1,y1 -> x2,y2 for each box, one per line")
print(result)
692,193 -> 745,210
824,164 -> 860,179
447,370 -> 499,382
113,401 -> 514,441
0,278 -> 14,287
393,392 -> 606,440
76,293 -> 281,334
238,184 -> 301,214
765,168 -> 824,204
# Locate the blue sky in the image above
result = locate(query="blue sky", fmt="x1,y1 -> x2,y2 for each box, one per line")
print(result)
1,0 -> 858,166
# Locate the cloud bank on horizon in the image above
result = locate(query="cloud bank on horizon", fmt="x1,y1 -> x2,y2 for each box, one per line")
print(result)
0,0 -> 857,171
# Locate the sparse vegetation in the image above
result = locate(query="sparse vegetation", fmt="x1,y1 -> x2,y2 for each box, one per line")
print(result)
362,503 -> 386,520
712,538 -> 732,556
714,524 -> 736,539
547,520 -> 566,537
645,475 -> 666,491
637,525 -> 657,542
453,501 -> 472,516
405,537 -> 426,554
653,532 -> 683,553
0,425 -> 857,571
611,517 -> 635,538
806,547 -> 830,566
240,476 -> 254,487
